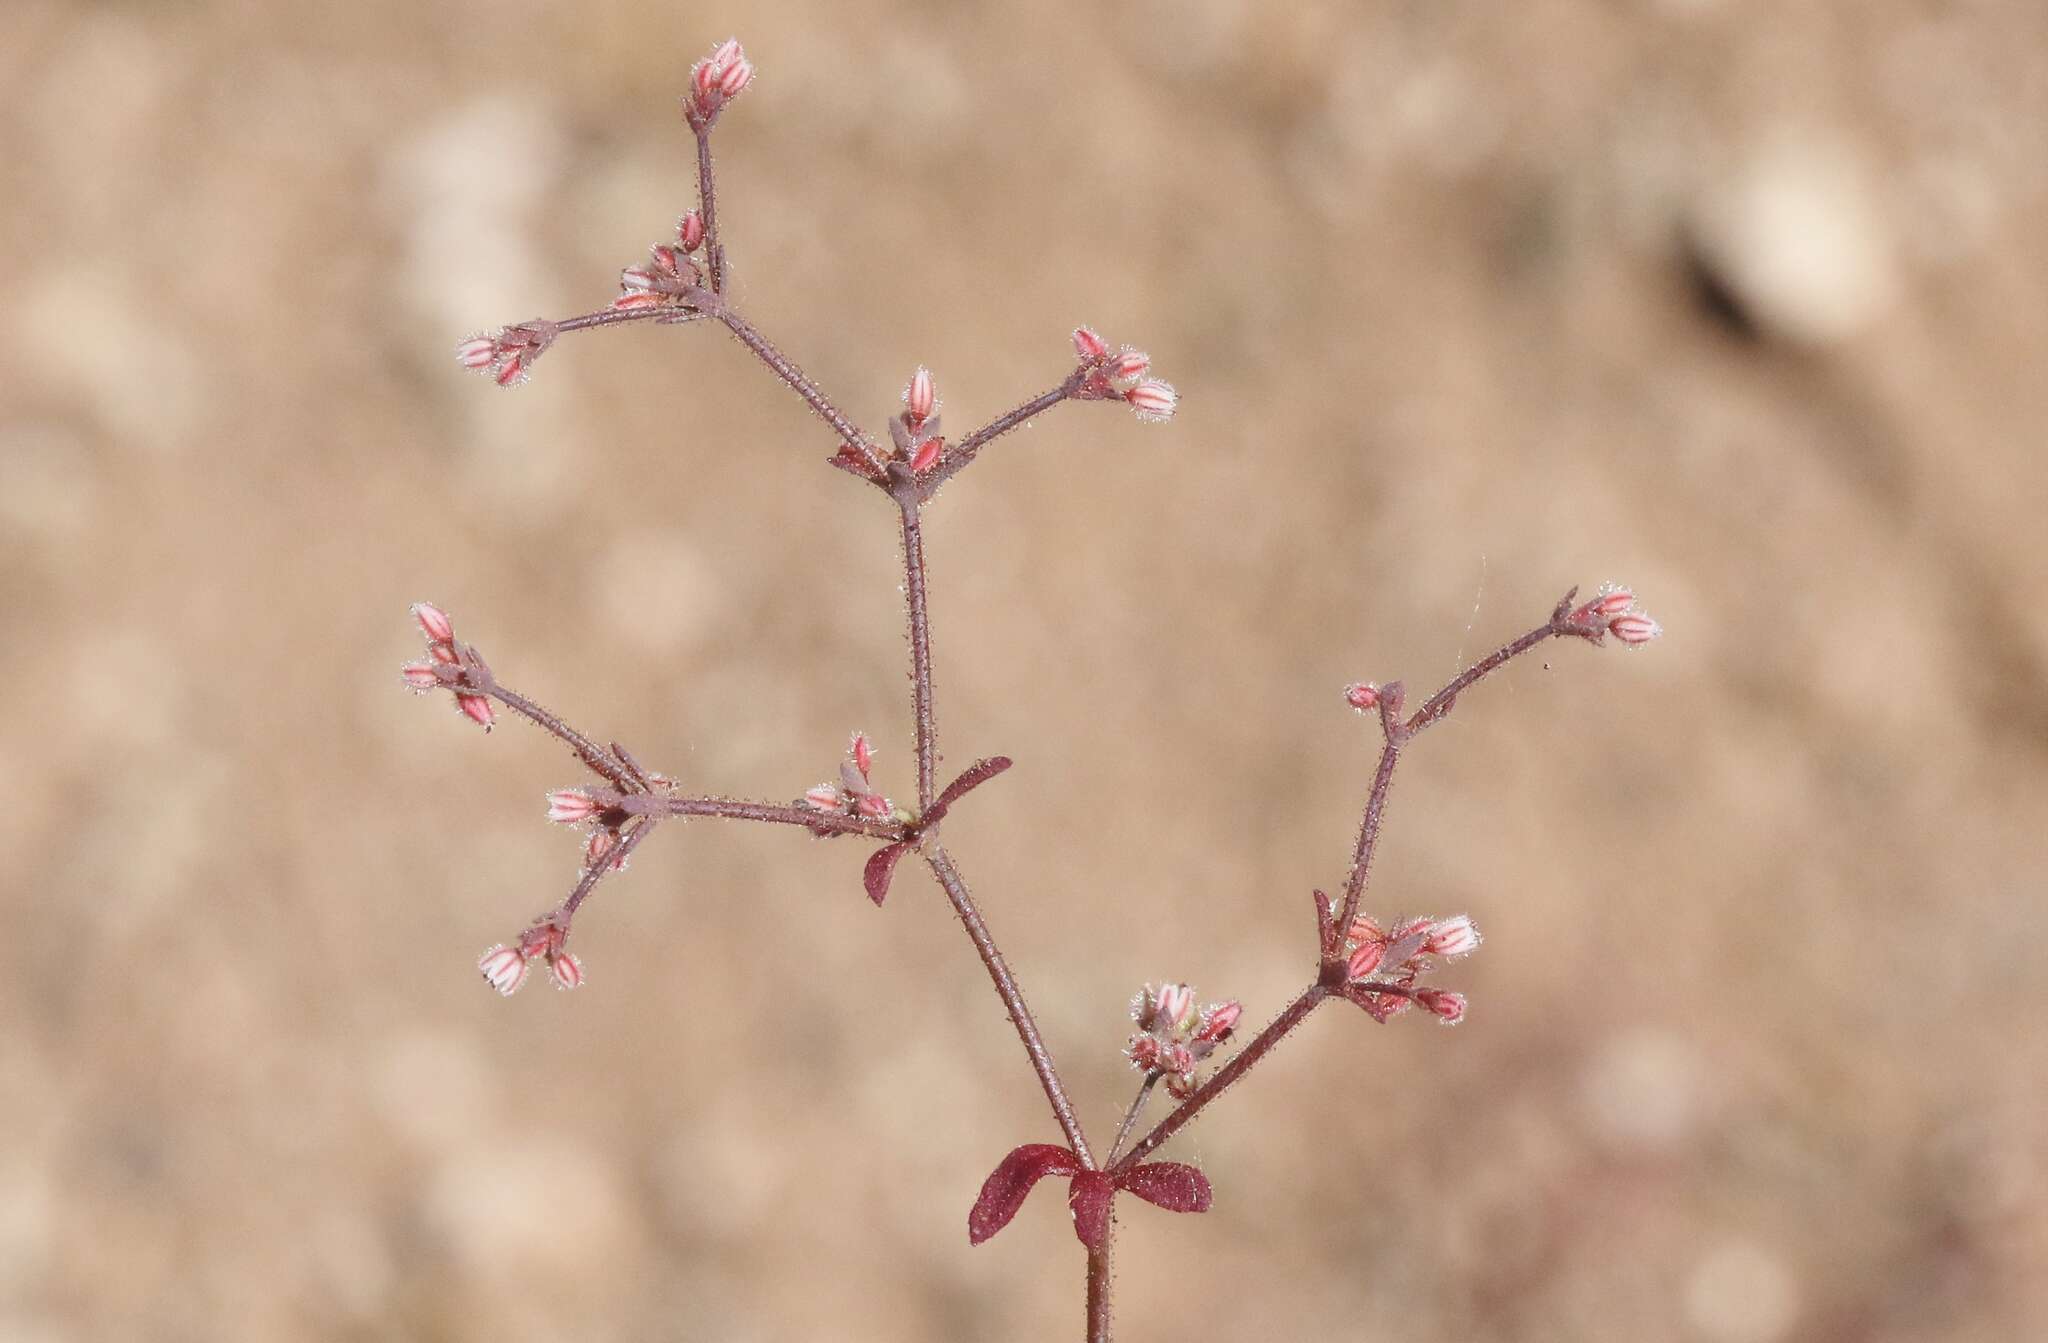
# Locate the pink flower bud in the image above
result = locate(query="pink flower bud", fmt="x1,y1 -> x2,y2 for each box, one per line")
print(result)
1156,983 -> 1196,1033
804,784 -> 847,812
1125,379 -> 1178,422
400,662 -> 441,691
910,437 -> 942,473
1608,612 -> 1661,646
547,790 -> 601,824
1344,682 -> 1380,712
456,336 -> 498,370
707,38 -> 742,72
456,693 -> 496,730
1128,1034 -> 1162,1070
609,292 -> 664,311
905,367 -> 935,426
1346,939 -> 1386,980
649,245 -> 683,278
413,602 -> 456,645
479,945 -> 529,996
677,210 -> 706,251
718,59 -> 753,99
1574,586 -> 1635,622
548,949 -> 585,991
620,266 -> 657,292
429,642 -> 459,665
855,792 -> 893,819
692,58 -> 721,103
1108,348 -> 1150,380
1415,988 -> 1467,1025
1072,326 -> 1109,361
1423,915 -> 1480,958
1195,1000 -> 1242,1043
1347,913 -> 1387,943
850,732 -> 875,781
585,828 -> 621,870
493,354 -> 528,387
1163,1042 -> 1194,1077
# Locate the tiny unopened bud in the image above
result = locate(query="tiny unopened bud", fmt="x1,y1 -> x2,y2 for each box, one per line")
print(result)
850,732 -> 875,781
1609,612 -> 1662,646
1163,1042 -> 1194,1077
1415,988 -> 1467,1025
610,292 -> 664,312
400,662 -> 441,691
456,336 -> 498,370
804,784 -> 847,812
1108,348 -> 1150,380
1344,682 -> 1380,712
707,38 -> 742,72
1196,1000 -> 1242,1044
677,210 -> 706,251
1423,915 -> 1480,958
718,59 -> 753,99
493,354 -> 528,387
548,950 -> 585,991
1128,1034 -> 1162,1070
910,437 -> 942,473
855,792 -> 893,819
479,945 -> 529,996
650,245 -> 685,278
1346,940 -> 1386,980
413,602 -> 456,645
1575,586 -> 1636,622
1125,379 -> 1178,422
456,693 -> 496,730
621,266 -> 657,292
906,367 -> 935,426
1072,326 -> 1109,361
584,828 -> 620,870
547,790 -> 601,825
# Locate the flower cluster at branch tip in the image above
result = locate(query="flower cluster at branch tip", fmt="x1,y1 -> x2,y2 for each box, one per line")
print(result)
478,918 -> 583,996
1566,584 -> 1661,647
1071,326 -> 1177,422
613,212 -> 711,314
802,732 -> 908,824
547,786 -> 654,873
399,602 -> 494,729
455,320 -> 558,389
686,38 -> 753,124
1127,983 -> 1243,1098
888,368 -> 946,473
1339,913 -> 1479,1025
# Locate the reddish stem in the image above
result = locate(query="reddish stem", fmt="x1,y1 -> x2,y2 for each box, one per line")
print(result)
900,500 -> 939,810
921,842 -> 1094,1166
1086,1234 -> 1114,1343
692,124 -> 727,293
484,681 -> 633,791
561,818 -> 654,918
715,306 -> 886,475
928,372 -> 1084,490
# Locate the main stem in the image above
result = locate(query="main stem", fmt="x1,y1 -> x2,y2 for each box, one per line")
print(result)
900,502 -> 939,810
1086,1233 -> 1114,1343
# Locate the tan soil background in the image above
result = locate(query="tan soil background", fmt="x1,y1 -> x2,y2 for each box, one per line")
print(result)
4,2 -> 2046,1340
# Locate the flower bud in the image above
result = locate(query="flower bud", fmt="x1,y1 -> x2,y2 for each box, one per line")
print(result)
456,337 -> 498,370
718,59 -> 753,99
479,945 -> 529,996
1125,379 -> 1178,422
850,732 -> 875,781
1156,983 -> 1196,1033
1346,939 -> 1386,980
456,693 -> 496,730
1344,682 -> 1380,712
1108,348 -> 1150,380
1609,612 -> 1661,646
413,602 -> 456,645
1195,1000 -> 1242,1044
547,790 -> 601,825
400,662 -> 441,691
1072,326 -> 1109,361
1415,988 -> 1467,1025
1422,915 -> 1480,958
548,949 -> 585,991
905,367 -> 935,426
677,210 -> 706,251
804,784 -> 847,812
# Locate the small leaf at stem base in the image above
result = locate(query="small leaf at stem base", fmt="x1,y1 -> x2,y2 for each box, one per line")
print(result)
968,1144 -> 1083,1245
1118,1161 -> 1212,1214
863,842 -> 910,906
1068,1170 -> 1116,1251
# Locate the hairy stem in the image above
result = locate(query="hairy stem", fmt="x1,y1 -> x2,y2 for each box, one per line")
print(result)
658,795 -> 903,839
1086,1232 -> 1114,1343
1106,1072 -> 1160,1166
486,683 -> 633,791
901,501 -> 939,810
1113,986 -> 1328,1172
931,373 -> 1083,489
1333,735 -> 1403,955
922,843 -> 1093,1166
715,307 -> 885,474
561,818 -> 654,918
693,125 -> 727,293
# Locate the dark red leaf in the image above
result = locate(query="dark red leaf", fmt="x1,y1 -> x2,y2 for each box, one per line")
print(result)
1067,1170 -> 1116,1251
968,1144 -> 1082,1246
923,756 -> 1013,826
863,842 -> 909,906
1118,1161 -> 1213,1215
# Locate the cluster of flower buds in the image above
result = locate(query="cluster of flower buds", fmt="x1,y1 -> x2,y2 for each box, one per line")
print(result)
1566,585 -> 1662,648
613,214 -> 710,314
478,917 -> 584,996
886,367 -> 945,473
685,38 -> 753,124
399,602 -> 495,729
1127,983 -> 1243,1098
802,732 -> 907,825
455,321 -> 559,389
1340,912 -> 1479,1025
1070,326 -> 1178,422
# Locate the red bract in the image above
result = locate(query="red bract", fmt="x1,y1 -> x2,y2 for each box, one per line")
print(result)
968,1145 -> 1213,1252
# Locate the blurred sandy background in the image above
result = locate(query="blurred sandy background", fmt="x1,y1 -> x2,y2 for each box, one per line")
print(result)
4,1 -> 2046,1340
